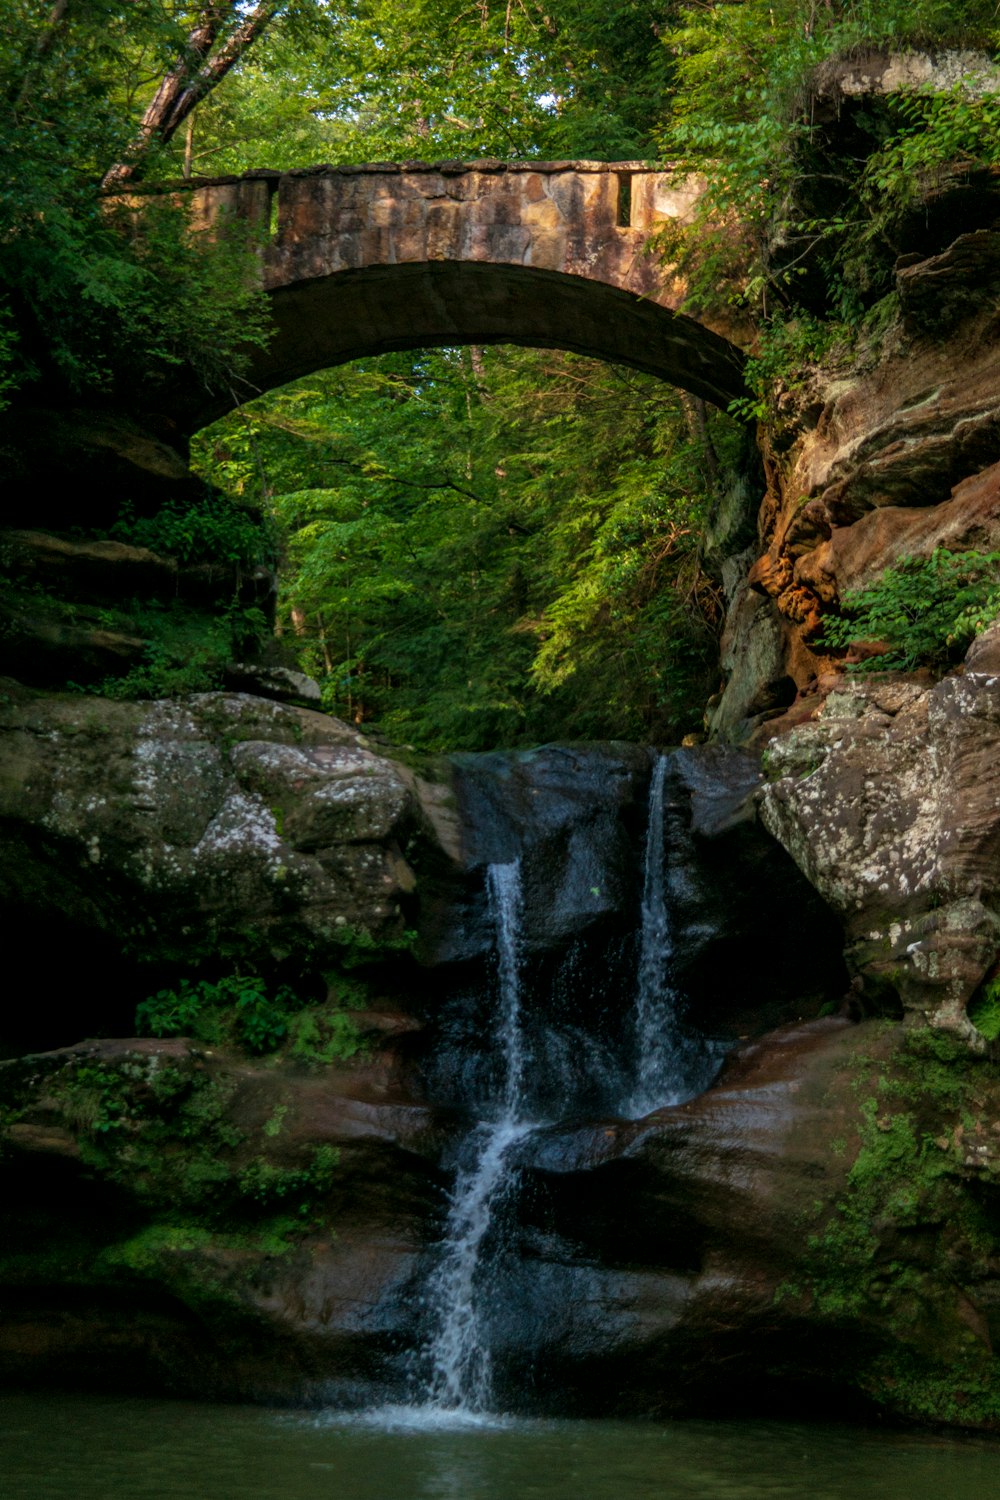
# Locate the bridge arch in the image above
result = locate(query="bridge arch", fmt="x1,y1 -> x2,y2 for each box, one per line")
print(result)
174,162 -> 746,427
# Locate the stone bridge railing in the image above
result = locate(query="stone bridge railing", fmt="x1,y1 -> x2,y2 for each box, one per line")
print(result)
147,161 -> 747,419
181,160 -> 701,299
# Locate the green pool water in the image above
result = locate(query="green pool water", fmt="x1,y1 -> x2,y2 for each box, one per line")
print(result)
2,1393 -> 999,1500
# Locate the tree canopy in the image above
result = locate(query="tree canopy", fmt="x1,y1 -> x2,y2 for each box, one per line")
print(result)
4,1 -> 999,745
194,347 -> 736,747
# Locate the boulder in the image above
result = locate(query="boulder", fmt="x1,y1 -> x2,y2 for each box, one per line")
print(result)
0,691 -> 441,973
0,528 -> 249,608
0,598 -> 147,686
475,1019 -> 1000,1423
796,458 -> 1000,605
0,530 -> 176,601
222,663 -> 323,707
0,406 -> 205,531
0,1037 -> 452,1403
758,671 -> 1000,1039
6,1019 -> 1000,1426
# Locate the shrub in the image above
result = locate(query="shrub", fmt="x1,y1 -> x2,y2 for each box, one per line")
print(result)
969,976 -> 1000,1042
287,1009 -> 366,1064
728,313 -> 843,423
137,976 -> 293,1054
136,974 -> 367,1060
95,641 -> 224,701
83,597 -> 270,702
237,1146 -> 338,1211
110,495 -> 274,571
818,549 -> 1000,672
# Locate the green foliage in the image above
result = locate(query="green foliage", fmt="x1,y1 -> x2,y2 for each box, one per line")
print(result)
137,975 -> 294,1054
93,640 -> 223,701
0,2 -> 272,401
793,1025 -> 1000,1423
195,347 -> 736,748
728,313 -> 843,422
286,1008 -> 366,1064
191,1 -> 672,171
236,985 -> 290,1054
21,1055 -> 345,1265
818,549 -> 1000,672
969,976 -> 1000,1042
656,1 -> 1000,369
136,973 -> 368,1062
53,1063 -> 131,1136
135,983 -> 205,1041
236,1145 -> 337,1211
98,196 -> 272,394
262,1102 -> 288,1138
0,309 -> 19,414
109,495 -> 274,571
51,576 -> 272,702
864,83 -> 1000,206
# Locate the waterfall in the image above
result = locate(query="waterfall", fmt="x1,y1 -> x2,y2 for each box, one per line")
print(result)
625,754 -> 719,1118
407,754 -> 720,1419
423,862 -> 532,1414
488,862 -> 527,1120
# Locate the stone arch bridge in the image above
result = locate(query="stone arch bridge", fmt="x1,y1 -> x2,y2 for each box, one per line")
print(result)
168,160 -> 746,425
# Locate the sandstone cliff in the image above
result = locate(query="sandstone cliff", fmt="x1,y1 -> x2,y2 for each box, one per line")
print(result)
3,58 -> 1000,1429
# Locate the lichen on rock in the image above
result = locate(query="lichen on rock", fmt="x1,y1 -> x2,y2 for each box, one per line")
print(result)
0,689 -> 439,971
759,667 -> 1000,1043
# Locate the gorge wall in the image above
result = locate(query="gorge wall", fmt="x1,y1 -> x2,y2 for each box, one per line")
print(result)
4,56 -> 1000,1430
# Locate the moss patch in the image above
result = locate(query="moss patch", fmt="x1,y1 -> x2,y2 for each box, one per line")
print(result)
797,1026 -> 1000,1427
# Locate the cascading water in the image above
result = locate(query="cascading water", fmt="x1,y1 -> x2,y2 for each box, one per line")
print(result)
409,751 -> 722,1420
422,862 -> 534,1414
625,754 -> 721,1118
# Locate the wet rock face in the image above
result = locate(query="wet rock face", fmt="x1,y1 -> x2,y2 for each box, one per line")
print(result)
7,1019 -> 999,1426
422,743 -> 846,1051
758,671 -> 1000,1039
433,744 -> 651,963
0,694 -> 839,1057
487,1018 -> 1000,1425
489,1019 -> 865,1415
0,1037 -> 449,1404
0,731 -> 995,1425
644,749 -> 848,1039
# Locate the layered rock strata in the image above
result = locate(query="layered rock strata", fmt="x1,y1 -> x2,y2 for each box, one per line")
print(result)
4,1017 -> 999,1428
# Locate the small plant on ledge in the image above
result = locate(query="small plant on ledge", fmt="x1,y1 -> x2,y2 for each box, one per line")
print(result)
818,548 -> 1000,672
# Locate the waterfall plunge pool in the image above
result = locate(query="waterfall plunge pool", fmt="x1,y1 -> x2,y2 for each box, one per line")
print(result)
3,1391 -> 999,1499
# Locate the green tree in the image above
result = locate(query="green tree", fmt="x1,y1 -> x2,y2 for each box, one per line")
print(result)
0,1 -> 286,401
656,0 -> 1000,325
194,346 -> 734,748
167,1 -> 676,175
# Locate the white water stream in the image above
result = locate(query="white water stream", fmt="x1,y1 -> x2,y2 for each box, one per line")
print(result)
415,761 -> 720,1419
423,862 -> 533,1415
628,754 -> 679,1115
626,753 -> 721,1118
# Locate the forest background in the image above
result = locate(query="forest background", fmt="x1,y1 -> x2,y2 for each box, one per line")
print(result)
2,1 -> 999,749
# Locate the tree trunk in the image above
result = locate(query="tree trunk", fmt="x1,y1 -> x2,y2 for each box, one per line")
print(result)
101,2 -> 279,190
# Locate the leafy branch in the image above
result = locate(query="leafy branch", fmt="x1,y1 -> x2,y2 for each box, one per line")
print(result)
818,549 -> 1000,672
